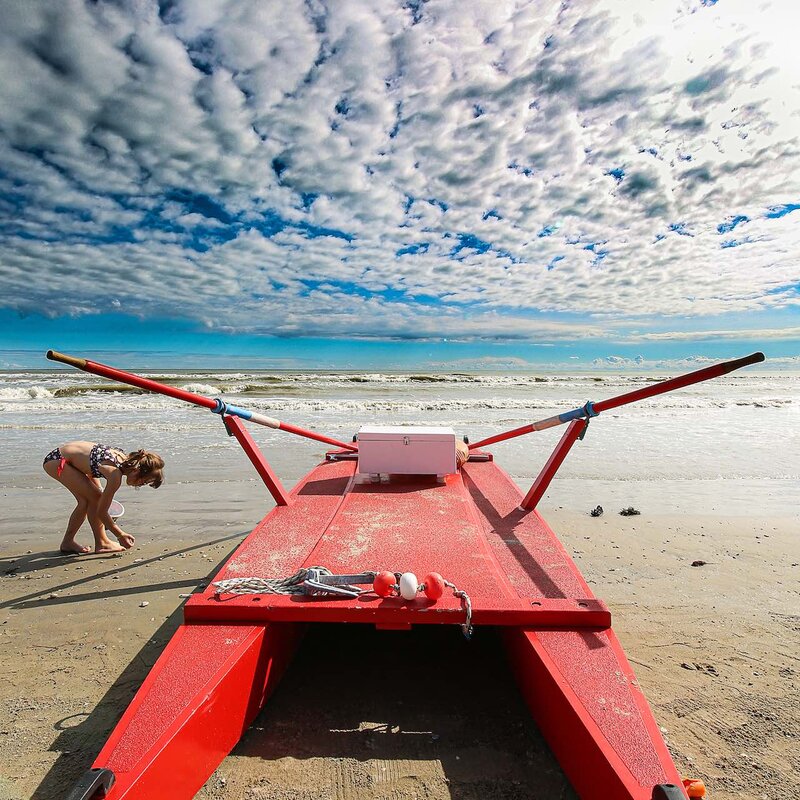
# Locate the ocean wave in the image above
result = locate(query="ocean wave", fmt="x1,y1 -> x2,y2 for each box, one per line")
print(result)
4,369 -> 798,393
179,383 -> 220,396
0,386 -> 55,401
53,383 -> 149,397
1,391 -> 795,415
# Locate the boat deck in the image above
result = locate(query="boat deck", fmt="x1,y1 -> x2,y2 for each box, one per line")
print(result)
184,458 -> 609,628
89,456 -> 683,800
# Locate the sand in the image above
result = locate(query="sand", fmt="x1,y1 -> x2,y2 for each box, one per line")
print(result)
0,484 -> 798,800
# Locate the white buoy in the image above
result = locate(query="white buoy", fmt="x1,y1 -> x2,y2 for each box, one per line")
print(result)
398,572 -> 419,600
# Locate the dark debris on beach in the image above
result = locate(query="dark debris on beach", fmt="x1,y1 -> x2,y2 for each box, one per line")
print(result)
619,507 -> 641,516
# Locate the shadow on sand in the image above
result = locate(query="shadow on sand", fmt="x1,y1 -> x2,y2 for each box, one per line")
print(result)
34,620 -> 575,800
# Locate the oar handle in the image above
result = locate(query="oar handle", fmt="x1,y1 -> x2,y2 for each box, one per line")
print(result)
47,350 -> 87,371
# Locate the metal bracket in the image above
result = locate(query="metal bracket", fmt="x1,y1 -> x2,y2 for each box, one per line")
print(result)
222,414 -> 236,437
65,768 -> 115,800
651,785 -> 688,800
302,568 -> 377,598
326,449 -> 359,461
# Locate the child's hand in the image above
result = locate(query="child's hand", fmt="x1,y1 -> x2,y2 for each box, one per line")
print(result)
117,532 -> 135,549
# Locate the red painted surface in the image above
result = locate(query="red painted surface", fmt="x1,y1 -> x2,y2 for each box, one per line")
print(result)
95,623 -> 304,800
462,460 -> 592,599
211,459 -> 356,581
83,454 -> 686,800
504,627 -> 685,800
223,415 -> 291,506
188,467 -> 614,629
521,418 -> 588,510
461,459 -> 686,799
185,594 -> 611,627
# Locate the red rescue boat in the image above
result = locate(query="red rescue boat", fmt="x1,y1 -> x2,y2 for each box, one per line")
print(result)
48,349 -> 762,800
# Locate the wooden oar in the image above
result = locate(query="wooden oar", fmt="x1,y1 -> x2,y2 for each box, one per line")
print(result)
469,351 -> 765,450
46,350 -> 358,452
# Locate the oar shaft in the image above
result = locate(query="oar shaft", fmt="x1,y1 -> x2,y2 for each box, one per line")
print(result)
47,350 -> 218,409
469,351 -> 765,450
592,351 -> 765,414
468,415 -> 563,450
46,350 -> 357,452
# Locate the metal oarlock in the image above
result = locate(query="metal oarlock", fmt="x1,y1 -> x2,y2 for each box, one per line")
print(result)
301,568 -> 377,598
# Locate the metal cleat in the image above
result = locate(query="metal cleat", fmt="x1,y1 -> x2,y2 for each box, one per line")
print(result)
301,568 -> 376,598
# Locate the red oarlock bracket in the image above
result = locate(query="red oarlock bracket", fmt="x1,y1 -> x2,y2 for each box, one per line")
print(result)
223,415 -> 291,506
520,418 -> 588,511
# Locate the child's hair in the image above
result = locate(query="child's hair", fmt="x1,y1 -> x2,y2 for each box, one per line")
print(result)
120,450 -> 165,488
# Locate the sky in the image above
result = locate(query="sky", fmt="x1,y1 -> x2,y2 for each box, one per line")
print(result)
0,0 -> 799,370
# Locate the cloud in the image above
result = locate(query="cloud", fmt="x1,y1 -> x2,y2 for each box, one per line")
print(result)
635,326 -> 800,341
0,0 -> 798,343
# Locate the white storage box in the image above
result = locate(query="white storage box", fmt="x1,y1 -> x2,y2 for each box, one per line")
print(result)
357,426 -> 457,476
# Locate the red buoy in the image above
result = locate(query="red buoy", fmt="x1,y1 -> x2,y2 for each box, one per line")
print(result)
422,572 -> 445,600
373,571 -> 397,597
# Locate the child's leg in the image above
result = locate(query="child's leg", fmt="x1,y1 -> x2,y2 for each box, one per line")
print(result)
64,499 -> 89,539
86,492 -> 124,552
44,461 -> 122,553
43,460 -> 92,554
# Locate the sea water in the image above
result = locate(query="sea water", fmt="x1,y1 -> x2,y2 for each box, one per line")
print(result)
1,368 -> 798,517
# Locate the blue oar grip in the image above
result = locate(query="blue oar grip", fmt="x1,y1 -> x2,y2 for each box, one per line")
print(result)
557,401 -> 598,423
211,399 -> 253,420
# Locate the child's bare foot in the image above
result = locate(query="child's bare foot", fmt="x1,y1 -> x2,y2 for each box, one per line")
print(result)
59,541 -> 91,555
95,541 -> 125,553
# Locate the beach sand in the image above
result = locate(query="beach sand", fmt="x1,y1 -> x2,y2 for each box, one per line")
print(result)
0,482 -> 797,800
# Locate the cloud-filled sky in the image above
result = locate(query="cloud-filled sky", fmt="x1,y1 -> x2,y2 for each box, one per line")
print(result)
0,0 -> 798,366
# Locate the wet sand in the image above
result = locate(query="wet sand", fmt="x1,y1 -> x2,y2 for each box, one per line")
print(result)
0,485 -> 798,800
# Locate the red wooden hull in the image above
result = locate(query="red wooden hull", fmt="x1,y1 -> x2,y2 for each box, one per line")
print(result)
81,456 -> 686,800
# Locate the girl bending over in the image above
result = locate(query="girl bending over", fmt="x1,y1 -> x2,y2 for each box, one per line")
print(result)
43,442 -> 164,554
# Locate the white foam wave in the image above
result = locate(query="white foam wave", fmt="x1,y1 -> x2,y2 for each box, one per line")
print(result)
0,392 -> 794,415
179,383 -> 219,395
0,386 -> 55,401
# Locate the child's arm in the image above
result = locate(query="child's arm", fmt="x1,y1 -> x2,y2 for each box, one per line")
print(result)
95,473 -> 136,549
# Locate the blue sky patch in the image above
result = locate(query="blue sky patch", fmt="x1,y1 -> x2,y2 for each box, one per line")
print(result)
669,222 -> 693,237
717,215 -> 749,234
396,242 -> 430,257
765,203 -> 800,219
449,233 -> 492,258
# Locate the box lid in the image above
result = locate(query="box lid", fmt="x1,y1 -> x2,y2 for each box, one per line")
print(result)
358,425 -> 456,442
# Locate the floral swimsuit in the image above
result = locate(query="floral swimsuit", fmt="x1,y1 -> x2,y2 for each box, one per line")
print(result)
44,444 -> 125,478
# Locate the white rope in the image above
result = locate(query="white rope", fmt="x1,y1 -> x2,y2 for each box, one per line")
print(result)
213,567 -> 331,596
